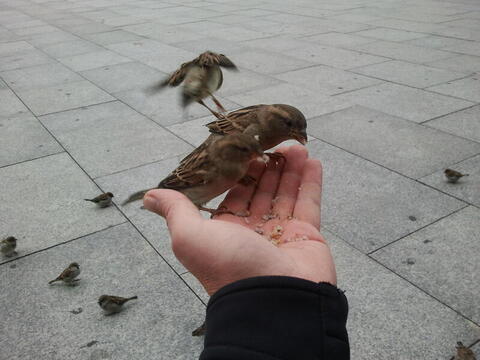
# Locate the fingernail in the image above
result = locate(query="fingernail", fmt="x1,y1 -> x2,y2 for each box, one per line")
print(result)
143,195 -> 158,211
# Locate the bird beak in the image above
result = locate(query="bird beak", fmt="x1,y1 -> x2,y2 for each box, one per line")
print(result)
290,129 -> 308,145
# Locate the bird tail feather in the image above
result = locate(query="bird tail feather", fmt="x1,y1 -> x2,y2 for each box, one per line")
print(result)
84,199 -> 94,202
121,189 -> 153,206
127,296 -> 138,301
49,278 -> 59,284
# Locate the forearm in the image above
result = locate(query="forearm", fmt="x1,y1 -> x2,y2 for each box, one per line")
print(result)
200,276 -> 350,360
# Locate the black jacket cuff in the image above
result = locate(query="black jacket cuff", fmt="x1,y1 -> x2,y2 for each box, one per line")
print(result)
200,276 -> 349,360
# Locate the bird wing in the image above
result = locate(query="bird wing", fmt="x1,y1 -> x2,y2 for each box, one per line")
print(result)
158,143 -> 211,190
206,105 -> 264,135
196,52 -> 237,69
161,61 -> 194,87
58,267 -> 74,279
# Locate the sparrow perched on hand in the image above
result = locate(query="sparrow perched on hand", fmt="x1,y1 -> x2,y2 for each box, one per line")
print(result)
48,262 -> 80,285
1,236 -> 17,257
455,342 -> 476,360
444,169 -> 469,183
206,104 -> 307,149
122,133 -> 266,215
147,51 -> 237,114
84,192 -> 114,207
98,295 -> 138,314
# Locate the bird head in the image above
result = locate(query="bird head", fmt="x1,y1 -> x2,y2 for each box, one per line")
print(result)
69,262 -> 80,269
5,236 -> 16,244
106,192 -> 114,198
260,104 -> 307,146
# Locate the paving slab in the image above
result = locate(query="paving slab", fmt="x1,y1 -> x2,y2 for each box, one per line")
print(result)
336,82 -> 474,123
27,30 -> 80,47
302,32 -> 377,49
324,230 -> 480,360
352,40 -> 456,63
306,139 -> 465,253
41,39 -> 104,58
427,76 -> 480,103
0,62 -> 82,91
114,84 -> 240,127
80,61 -> 164,93
275,64 -> 383,95
351,60 -> 467,88
371,206 -> 480,324
308,106 -> 480,178
0,50 -> 52,72
15,80 -> 114,116
182,272 -> 209,305
425,105 -> 480,143
227,83 -> 351,120
0,88 -> 29,117
426,55 -> 480,74
285,43 -> 389,70
214,67 -> 282,96
83,29 -> 143,45
0,223 -> 205,359
354,27 -> 428,42
0,113 -> 62,168
0,153 -> 125,263
57,49 -> 132,72
95,155 -> 194,273
175,36 -> 252,55
123,22 -> 207,44
419,154 -> 480,207
39,101 -> 191,178
228,48 -> 315,75
0,41 -> 34,56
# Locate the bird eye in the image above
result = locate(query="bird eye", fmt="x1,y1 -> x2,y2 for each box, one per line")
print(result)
235,145 -> 249,152
285,119 -> 293,127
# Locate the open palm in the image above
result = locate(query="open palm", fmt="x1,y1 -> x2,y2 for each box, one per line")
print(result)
144,145 -> 336,296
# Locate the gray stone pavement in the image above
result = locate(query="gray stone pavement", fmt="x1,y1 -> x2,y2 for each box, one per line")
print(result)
0,0 -> 479,358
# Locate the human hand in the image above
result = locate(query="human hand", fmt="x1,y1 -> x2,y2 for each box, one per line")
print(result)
143,145 -> 336,296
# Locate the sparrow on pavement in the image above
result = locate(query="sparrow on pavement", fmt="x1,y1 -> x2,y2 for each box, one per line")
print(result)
147,51 -> 237,114
98,295 -> 138,314
455,342 -> 476,360
0,236 -> 17,257
444,169 -> 469,183
48,262 -> 80,285
122,133 -> 266,215
84,192 -> 114,208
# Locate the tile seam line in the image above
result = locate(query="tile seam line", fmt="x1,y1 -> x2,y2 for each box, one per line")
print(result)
307,138 -> 476,206
322,222 -> 480,328
0,150 -> 65,170
416,151 -> 480,179
0,221 -> 128,267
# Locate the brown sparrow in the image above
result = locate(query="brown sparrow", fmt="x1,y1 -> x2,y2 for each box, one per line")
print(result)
455,342 -> 476,360
84,192 -> 114,207
147,51 -> 237,114
49,262 -> 80,285
122,133 -> 266,215
444,169 -> 469,183
1,236 -> 17,257
98,295 -> 138,314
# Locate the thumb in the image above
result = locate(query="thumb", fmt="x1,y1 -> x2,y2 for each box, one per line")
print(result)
143,189 -> 204,238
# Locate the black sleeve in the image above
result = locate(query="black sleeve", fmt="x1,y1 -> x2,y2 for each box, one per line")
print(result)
200,276 -> 349,360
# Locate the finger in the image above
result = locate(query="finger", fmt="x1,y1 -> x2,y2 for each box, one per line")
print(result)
293,159 -> 322,229
143,189 -> 204,239
217,160 -> 266,215
272,145 -> 308,219
249,153 -> 285,219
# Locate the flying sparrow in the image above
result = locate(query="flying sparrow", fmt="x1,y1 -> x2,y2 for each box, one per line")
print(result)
122,133 -> 266,215
444,169 -> 469,183
147,51 -> 237,114
98,295 -> 138,314
1,236 -> 17,257
455,342 -> 476,360
84,192 -> 114,208
49,262 -> 81,285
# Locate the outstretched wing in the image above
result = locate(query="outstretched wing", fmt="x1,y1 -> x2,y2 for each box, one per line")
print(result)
206,105 -> 264,135
196,52 -> 237,69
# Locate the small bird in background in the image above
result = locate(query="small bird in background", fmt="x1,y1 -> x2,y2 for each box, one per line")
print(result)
84,192 -> 114,208
444,169 -> 469,183
1,236 -> 17,257
455,342 -> 476,360
206,104 -> 307,150
48,262 -> 81,285
147,51 -> 237,115
192,322 -> 206,337
122,133 -> 266,215
98,295 -> 138,314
